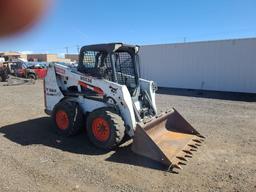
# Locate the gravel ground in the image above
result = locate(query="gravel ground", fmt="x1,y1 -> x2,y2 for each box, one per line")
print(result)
0,80 -> 255,192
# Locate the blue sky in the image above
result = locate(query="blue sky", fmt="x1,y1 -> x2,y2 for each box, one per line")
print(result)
0,0 -> 255,54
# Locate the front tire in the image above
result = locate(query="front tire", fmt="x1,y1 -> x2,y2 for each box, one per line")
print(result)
52,100 -> 83,136
86,108 -> 125,150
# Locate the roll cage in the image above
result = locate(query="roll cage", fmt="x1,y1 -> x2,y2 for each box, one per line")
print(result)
77,43 -> 140,95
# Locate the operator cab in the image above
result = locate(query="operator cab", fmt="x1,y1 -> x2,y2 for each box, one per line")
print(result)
77,43 -> 140,96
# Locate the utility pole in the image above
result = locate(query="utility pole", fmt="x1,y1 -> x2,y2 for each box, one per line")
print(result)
76,45 -> 80,54
65,47 -> 69,54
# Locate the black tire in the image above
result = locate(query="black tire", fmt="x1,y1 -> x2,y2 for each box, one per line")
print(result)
52,100 -> 84,136
28,73 -> 37,80
0,71 -> 7,82
1,74 -> 8,82
86,108 -> 125,150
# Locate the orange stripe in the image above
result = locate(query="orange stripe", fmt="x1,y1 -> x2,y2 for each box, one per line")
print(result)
78,81 -> 104,95
93,86 -> 104,95
79,81 -> 88,88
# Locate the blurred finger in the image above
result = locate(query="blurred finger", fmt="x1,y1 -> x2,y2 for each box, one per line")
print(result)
0,0 -> 51,38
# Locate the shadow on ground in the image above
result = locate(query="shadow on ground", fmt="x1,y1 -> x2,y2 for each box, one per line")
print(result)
0,117 -> 167,171
157,88 -> 256,102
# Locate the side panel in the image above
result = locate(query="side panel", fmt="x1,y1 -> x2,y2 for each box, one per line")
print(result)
44,63 -> 64,112
118,85 -> 137,136
78,98 -> 107,113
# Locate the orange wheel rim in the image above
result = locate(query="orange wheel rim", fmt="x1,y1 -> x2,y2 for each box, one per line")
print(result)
56,110 -> 69,130
92,117 -> 110,142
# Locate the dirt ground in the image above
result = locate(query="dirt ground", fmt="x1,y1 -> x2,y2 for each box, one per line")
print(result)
0,80 -> 255,192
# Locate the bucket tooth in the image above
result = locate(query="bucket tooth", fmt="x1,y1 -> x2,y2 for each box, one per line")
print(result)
188,144 -> 198,149
173,164 -> 182,170
185,155 -> 192,158
183,150 -> 193,155
190,148 -> 197,152
193,139 -> 202,143
198,135 -> 206,139
176,156 -> 187,161
178,161 -> 186,166
195,143 -> 201,147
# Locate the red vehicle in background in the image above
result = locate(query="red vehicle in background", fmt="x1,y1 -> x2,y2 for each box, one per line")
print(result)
9,62 -> 47,79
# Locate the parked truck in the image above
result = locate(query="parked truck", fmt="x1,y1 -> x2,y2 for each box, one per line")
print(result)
8,61 -> 47,79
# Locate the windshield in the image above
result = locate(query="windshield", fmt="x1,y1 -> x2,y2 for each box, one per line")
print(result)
113,51 -> 138,93
22,62 -> 28,68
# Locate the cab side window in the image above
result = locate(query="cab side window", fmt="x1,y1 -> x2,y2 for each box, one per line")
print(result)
82,51 -> 99,69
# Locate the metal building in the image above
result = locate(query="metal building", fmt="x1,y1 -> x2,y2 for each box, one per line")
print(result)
139,38 -> 256,93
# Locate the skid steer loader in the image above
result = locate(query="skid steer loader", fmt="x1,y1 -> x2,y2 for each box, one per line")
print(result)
44,43 -> 204,170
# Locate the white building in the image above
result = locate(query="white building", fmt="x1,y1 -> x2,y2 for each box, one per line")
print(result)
139,38 -> 256,93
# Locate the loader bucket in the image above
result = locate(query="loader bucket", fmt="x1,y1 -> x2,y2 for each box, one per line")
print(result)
131,108 -> 204,170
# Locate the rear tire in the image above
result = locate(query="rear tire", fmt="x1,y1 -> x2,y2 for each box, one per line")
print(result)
0,73 -> 7,82
52,100 -> 84,136
86,108 -> 125,150
2,74 -> 8,82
